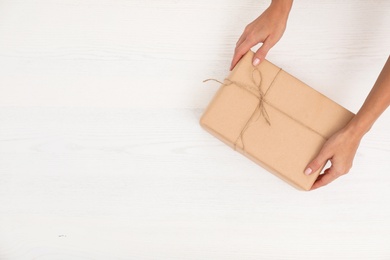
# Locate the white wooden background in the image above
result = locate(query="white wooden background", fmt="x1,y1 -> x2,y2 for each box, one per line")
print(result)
0,0 -> 389,259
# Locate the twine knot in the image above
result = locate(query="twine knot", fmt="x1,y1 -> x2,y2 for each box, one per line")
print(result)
204,67 -> 282,151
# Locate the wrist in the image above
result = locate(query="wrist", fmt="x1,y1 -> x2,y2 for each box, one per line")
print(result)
343,115 -> 372,141
270,0 -> 293,15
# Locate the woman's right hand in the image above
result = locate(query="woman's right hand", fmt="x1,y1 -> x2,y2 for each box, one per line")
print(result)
231,0 -> 293,70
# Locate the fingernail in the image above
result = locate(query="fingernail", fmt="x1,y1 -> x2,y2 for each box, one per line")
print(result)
304,168 -> 312,175
253,58 -> 260,66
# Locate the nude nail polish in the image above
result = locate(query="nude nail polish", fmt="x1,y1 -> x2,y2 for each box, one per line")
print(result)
253,58 -> 260,66
304,168 -> 312,175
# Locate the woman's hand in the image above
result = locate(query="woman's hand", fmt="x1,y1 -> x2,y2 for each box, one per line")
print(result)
305,56 -> 390,190
231,0 -> 293,70
304,125 -> 362,190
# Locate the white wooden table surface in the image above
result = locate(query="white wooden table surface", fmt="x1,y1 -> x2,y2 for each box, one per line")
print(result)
0,1 -> 389,259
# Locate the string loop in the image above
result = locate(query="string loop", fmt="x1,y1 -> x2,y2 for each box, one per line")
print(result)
204,68 -> 282,151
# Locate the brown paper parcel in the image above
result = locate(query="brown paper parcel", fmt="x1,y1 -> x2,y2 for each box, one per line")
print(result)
200,51 -> 355,191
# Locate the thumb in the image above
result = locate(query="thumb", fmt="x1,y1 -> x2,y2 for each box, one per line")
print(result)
304,148 -> 330,175
252,39 -> 272,66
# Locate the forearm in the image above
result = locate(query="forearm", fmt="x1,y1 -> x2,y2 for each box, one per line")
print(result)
306,56 -> 390,189
346,56 -> 390,138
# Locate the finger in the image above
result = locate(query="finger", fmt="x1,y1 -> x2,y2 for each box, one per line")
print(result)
236,33 -> 246,47
310,168 -> 340,190
304,146 -> 331,176
230,39 -> 256,70
310,171 -> 326,190
252,37 -> 272,66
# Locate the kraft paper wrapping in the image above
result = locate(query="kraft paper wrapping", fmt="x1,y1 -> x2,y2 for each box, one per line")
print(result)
200,51 -> 355,190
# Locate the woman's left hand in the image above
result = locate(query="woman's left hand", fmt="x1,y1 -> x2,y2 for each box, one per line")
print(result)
304,124 -> 362,190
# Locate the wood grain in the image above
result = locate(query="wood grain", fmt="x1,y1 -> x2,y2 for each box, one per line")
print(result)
0,0 -> 389,259
0,108 -> 389,259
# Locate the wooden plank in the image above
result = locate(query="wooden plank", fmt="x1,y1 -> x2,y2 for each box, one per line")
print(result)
0,108 -> 389,259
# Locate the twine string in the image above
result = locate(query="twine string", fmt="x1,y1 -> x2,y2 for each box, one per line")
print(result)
204,68 -> 282,152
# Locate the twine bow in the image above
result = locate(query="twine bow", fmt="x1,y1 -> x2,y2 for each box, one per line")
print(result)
204,67 -> 282,151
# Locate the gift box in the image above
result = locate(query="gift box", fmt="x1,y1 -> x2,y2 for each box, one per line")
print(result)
200,51 -> 355,190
